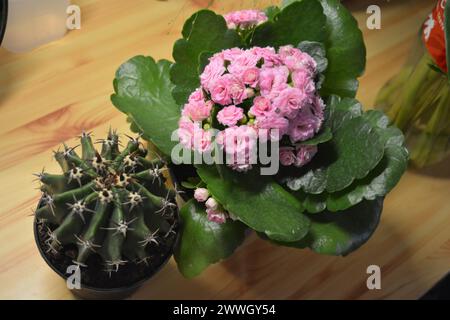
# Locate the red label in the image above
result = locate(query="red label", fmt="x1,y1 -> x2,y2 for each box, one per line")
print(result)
422,0 -> 448,73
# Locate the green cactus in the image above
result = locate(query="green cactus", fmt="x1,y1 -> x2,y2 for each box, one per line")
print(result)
34,130 -> 178,272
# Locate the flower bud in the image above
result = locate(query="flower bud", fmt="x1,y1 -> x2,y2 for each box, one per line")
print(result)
194,188 -> 209,202
206,208 -> 227,224
205,197 -> 219,210
245,87 -> 255,98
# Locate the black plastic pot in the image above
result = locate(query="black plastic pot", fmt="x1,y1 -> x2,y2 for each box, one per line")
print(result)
33,203 -> 180,300
0,0 -> 7,46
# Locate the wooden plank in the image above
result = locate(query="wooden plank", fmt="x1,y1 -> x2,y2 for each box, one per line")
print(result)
0,0 -> 448,300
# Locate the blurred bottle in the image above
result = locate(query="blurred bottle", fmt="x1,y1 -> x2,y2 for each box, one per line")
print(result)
376,0 -> 450,168
2,0 -> 70,53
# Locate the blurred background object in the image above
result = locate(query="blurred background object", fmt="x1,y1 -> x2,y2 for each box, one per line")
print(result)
376,0 -> 450,168
0,0 -> 6,46
1,0 -> 69,53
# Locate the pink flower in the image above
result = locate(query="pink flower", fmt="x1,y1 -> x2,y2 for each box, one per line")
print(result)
219,126 -> 257,154
182,100 -> 213,121
194,188 -> 209,202
210,77 -> 232,105
206,208 -> 227,224
273,87 -> 307,119
221,48 -> 243,61
178,119 -> 212,152
178,117 -> 197,149
223,10 -> 267,29
217,105 -> 244,126
279,45 -> 317,73
256,113 -> 289,141
192,128 -> 212,153
288,108 -> 322,143
242,67 -> 259,87
210,74 -> 246,105
259,66 -> 289,98
295,145 -> 318,167
200,57 -> 226,91
227,75 -> 247,104
279,147 -> 296,166
188,88 -> 205,102
218,126 -> 257,169
310,96 -> 325,120
249,96 -> 274,117
292,70 -> 316,102
228,52 -> 260,77
250,47 -> 281,67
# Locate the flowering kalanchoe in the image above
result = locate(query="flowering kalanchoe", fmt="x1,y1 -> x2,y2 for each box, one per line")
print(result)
178,46 -> 325,171
223,9 -> 268,29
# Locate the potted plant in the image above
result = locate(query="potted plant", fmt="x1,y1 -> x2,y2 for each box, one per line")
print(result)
111,0 -> 408,279
33,130 -> 179,299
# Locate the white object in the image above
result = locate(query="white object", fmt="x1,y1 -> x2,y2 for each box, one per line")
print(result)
2,0 -> 70,53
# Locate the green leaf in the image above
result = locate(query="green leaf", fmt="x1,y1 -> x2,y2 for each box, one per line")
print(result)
264,6 -> 281,21
325,116 -> 384,192
281,0 -> 298,7
170,10 -> 242,105
275,197 -> 383,256
324,95 -> 363,132
318,0 -> 366,97
251,0 -> 327,48
180,181 -> 197,189
198,51 -> 214,75
175,199 -> 247,278
299,126 -> 332,146
111,57 -> 180,156
283,97 -> 384,194
362,108 -> 389,129
290,110 -> 408,213
281,0 -> 366,98
324,111 -> 408,211
125,115 -> 145,139
297,41 -> 328,73
196,165 -> 310,242
294,191 -> 327,213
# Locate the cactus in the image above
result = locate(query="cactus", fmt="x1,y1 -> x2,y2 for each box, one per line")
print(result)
34,130 -> 178,273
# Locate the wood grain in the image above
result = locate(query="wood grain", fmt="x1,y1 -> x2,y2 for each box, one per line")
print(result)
0,0 -> 449,300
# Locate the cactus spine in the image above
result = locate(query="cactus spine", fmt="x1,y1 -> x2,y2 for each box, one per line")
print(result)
35,130 -> 178,272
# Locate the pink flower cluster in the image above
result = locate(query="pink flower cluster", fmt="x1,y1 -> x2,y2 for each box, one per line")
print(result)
178,45 -> 325,171
223,9 -> 268,29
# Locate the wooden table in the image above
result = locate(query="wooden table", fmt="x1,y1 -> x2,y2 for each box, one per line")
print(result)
0,0 -> 448,300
